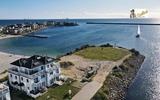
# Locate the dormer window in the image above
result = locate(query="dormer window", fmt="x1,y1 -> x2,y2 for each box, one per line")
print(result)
41,66 -> 44,70
50,72 -> 53,75
21,77 -> 23,81
27,79 -> 29,83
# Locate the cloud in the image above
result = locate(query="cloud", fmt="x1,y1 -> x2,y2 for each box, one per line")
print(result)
149,9 -> 160,18
52,11 -> 129,19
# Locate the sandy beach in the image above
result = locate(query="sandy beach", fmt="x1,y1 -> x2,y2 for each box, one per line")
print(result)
0,35 -> 24,78
0,52 -> 27,73
0,34 -> 22,40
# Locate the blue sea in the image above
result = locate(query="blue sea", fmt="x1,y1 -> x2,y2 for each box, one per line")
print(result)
0,19 -> 160,99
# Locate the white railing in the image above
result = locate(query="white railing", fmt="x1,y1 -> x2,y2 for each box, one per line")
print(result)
0,86 -> 9,97
8,68 -> 45,79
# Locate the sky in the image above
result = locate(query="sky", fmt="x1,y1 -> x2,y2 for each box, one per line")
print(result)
0,0 -> 160,19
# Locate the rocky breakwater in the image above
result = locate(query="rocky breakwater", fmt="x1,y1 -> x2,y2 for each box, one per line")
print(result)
92,49 -> 145,100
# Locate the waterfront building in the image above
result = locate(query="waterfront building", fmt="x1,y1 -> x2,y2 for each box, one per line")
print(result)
46,21 -> 55,26
31,23 -> 39,30
8,55 -> 61,98
23,25 -> 32,31
0,26 -> 3,33
0,83 -> 11,100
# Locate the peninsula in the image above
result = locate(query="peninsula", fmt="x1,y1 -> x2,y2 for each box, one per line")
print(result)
0,44 -> 145,100
52,44 -> 144,100
0,21 -> 79,36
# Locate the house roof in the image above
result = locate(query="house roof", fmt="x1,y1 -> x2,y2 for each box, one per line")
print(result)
11,55 -> 55,69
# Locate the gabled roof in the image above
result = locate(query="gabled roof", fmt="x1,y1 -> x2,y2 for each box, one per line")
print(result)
11,55 -> 55,69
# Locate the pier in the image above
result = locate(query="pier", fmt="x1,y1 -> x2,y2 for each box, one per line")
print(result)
86,22 -> 160,25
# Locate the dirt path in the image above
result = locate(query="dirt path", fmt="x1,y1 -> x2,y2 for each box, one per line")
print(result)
72,82 -> 103,100
60,53 -> 131,100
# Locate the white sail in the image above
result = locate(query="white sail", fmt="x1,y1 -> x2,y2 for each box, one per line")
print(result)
137,25 -> 141,35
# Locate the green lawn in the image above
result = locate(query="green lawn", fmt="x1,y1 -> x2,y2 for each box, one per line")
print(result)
75,47 -> 130,61
14,79 -> 80,100
36,80 -> 80,100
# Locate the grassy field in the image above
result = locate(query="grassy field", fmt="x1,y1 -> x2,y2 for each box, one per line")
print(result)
36,79 -> 80,100
75,47 -> 130,61
13,79 -> 79,100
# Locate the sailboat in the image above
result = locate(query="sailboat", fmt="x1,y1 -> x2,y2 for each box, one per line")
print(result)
136,25 -> 141,38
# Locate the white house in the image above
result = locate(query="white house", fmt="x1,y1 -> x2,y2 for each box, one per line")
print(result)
0,26 -> 3,33
8,55 -> 61,97
0,83 -> 11,100
46,21 -> 55,26
31,23 -> 39,30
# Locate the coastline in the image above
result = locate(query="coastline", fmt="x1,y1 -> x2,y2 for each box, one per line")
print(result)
92,53 -> 145,100
0,34 -> 22,40
0,26 -> 47,40
0,51 -> 28,74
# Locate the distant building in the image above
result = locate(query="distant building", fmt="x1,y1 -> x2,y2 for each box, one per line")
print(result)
23,25 -> 32,30
8,55 -> 61,98
0,26 -> 4,33
46,21 -> 55,26
31,23 -> 39,30
0,83 -> 11,100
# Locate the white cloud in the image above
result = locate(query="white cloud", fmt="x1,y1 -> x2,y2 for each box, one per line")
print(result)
149,9 -> 160,18
52,11 -> 129,19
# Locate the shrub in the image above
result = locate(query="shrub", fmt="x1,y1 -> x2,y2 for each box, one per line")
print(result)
119,65 -> 128,71
129,48 -> 140,56
100,43 -> 113,47
92,91 -> 108,100
0,76 -> 8,83
112,66 -> 121,72
60,61 -> 74,69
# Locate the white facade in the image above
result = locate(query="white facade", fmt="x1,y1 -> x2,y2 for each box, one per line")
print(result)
8,55 -> 61,97
0,83 -> 11,100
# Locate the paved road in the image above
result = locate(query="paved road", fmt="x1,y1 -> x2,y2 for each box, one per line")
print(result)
72,82 -> 102,100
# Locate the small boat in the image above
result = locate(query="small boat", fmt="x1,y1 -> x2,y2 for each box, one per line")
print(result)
136,25 -> 140,38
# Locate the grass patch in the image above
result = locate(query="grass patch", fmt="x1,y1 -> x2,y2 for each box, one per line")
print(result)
18,93 -> 34,100
36,79 -> 80,100
75,47 -> 130,61
60,61 -> 74,70
0,70 -> 7,75
0,75 -> 8,83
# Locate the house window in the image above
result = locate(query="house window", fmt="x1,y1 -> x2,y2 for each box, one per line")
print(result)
34,78 -> 39,83
21,77 -> 23,81
47,65 -> 49,68
15,76 -> 17,79
56,69 -> 59,73
42,82 -> 45,86
28,87 -> 30,90
50,72 -> 53,75
51,64 -> 53,67
41,74 -> 45,78
10,74 -> 12,77
27,79 -> 29,83
50,78 -> 53,84
41,66 -> 44,70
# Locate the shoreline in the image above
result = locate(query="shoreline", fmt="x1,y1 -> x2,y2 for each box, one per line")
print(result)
0,27 -> 47,40
92,53 -> 145,100
0,51 -> 28,73
0,34 -> 22,40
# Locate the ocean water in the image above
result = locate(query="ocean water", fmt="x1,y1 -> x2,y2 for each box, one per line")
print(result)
0,19 -> 160,99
